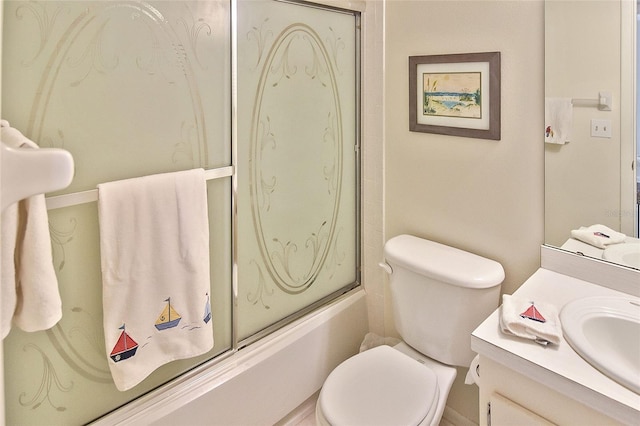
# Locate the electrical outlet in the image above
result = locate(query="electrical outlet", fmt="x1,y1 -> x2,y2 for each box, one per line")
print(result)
591,119 -> 612,138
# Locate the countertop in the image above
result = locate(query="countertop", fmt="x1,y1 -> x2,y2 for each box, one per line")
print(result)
471,268 -> 640,425
560,236 -> 640,264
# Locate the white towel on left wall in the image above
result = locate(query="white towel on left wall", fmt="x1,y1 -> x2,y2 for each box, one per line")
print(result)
1,122 -> 62,339
98,169 -> 213,391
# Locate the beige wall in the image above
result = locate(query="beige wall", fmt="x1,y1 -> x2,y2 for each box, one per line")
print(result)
383,0 -> 545,422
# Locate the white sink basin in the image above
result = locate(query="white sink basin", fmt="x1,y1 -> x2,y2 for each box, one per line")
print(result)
561,296 -> 640,394
603,243 -> 640,269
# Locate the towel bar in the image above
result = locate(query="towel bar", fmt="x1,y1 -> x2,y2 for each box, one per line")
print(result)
571,91 -> 612,111
45,166 -> 234,210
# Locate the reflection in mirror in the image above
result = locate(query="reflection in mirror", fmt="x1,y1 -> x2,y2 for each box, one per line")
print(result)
544,0 -> 639,270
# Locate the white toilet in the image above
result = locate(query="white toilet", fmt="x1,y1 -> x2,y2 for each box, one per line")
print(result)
316,234 -> 505,426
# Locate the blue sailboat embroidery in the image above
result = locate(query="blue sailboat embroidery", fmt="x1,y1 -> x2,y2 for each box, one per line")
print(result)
155,297 -> 182,330
203,293 -> 212,324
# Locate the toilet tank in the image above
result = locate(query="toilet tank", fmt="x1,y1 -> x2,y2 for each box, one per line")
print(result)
383,235 -> 504,367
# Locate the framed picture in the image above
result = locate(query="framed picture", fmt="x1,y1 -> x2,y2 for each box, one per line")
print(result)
409,52 -> 500,140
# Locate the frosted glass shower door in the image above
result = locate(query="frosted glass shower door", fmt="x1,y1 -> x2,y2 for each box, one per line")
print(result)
236,0 -> 360,340
2,1 -> 231,424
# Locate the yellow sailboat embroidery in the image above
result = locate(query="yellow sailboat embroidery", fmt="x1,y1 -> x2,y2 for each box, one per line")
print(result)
155,297 -> 182,330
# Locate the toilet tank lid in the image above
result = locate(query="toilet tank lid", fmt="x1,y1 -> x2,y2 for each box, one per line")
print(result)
384,235 -> 505,289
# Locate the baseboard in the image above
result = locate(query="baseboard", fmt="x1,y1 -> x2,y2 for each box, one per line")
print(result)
276,392 -> 319,425
442,406 -> 478,426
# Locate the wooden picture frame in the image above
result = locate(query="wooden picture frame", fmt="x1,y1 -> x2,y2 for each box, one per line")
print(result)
409,52 -> 501,140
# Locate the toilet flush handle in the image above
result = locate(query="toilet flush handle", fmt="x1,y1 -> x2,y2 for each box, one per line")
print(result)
378,262 -> 393,274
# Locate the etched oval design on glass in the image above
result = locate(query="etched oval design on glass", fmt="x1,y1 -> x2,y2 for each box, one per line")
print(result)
250,24 -> 343,294
24,1 -> 214,194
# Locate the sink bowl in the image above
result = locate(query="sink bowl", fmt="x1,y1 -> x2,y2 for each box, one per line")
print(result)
560,296 -> 640,394
603,243 -> 640,269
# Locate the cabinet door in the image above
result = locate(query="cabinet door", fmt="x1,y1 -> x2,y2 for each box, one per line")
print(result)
490,393 -> 555,426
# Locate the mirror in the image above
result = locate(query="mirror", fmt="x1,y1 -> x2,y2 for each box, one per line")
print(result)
544,0 -> 639,270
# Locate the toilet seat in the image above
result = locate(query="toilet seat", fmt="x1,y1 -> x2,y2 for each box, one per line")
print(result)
318,345 -> 439,426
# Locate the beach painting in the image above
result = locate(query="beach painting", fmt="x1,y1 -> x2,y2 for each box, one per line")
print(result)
409,52 -> 500,140
422,72 -> 481,119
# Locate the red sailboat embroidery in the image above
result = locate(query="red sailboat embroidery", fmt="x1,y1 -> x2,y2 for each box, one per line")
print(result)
520,303 -> 546,323
110,324 -> 139,362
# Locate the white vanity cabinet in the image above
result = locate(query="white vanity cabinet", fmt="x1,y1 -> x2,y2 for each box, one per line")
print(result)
471,262 -> 640,426
477,356 -> 623,425
485,389 -> 554,426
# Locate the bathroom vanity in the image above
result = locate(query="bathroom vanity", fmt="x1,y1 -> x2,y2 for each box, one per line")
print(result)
471,246 -> 640,426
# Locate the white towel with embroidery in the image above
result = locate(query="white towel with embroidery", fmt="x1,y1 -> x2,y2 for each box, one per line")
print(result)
499,295 -> 562,345
1,120 -> 62,339
545,98 -> 573,144
570,224 -> 626,249
98,169 -> 213,391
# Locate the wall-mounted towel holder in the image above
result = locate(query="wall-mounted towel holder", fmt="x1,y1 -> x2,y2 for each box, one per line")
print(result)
1,143 -> 75,212
1,124 -> 75,212
571,91 -> 612,111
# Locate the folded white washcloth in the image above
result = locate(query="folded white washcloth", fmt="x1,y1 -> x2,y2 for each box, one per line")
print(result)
499,295 -> 562,345
1,121 -> 62,339
98,169 -> 213,391
545,98 -> 573,145
570,224 -> 626,249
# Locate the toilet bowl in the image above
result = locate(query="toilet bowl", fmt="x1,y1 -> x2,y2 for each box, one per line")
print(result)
316,235 -> 504,426
316,342 -> 456,426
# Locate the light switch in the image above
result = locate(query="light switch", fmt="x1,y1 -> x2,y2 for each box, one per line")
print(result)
591,119 -> 612,138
